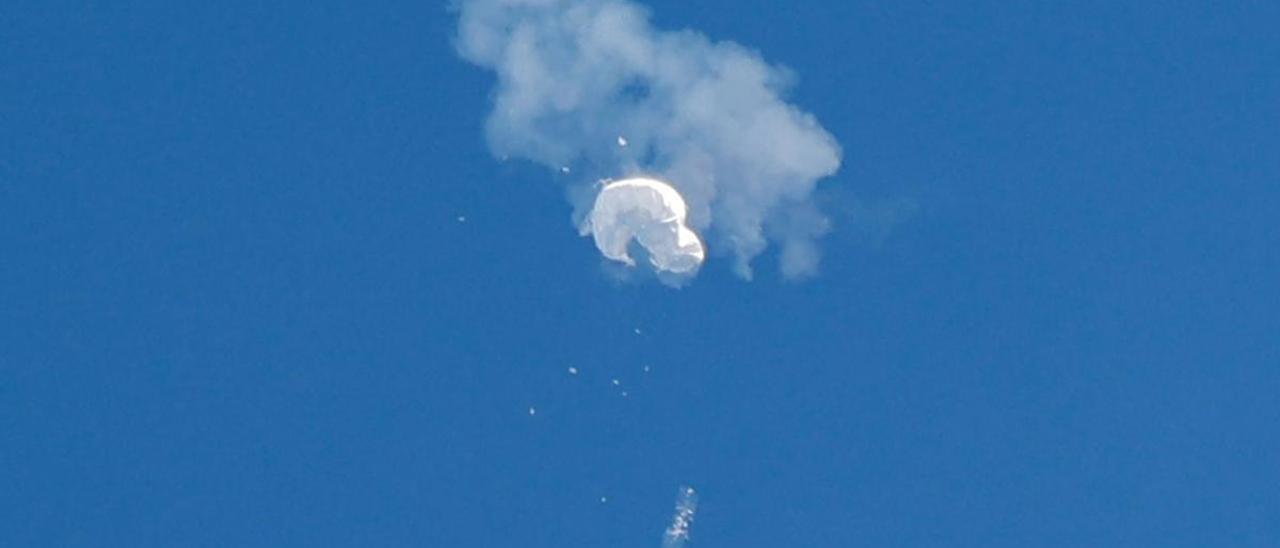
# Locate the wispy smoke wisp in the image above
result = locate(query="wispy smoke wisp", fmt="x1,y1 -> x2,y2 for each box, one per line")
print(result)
456,0 -> 842,279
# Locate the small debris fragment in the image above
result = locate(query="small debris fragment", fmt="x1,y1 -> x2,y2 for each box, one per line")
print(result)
567,367 -> 578,375
612,379 -> 621,386
528,407 -> 537,416
617,136 -> 628,147
663,485 -> 698,546
456,215 -> 467,223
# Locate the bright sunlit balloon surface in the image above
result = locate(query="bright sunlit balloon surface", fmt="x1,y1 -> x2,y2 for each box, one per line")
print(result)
583,177 -> 705,274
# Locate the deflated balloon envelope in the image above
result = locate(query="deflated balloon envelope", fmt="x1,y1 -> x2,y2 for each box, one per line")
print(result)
583,178 -> 705,274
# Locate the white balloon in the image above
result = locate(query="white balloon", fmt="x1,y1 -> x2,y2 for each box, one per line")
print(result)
583,178 -> 705,274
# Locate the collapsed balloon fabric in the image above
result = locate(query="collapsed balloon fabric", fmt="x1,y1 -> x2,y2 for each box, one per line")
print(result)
581,177 -> 706,274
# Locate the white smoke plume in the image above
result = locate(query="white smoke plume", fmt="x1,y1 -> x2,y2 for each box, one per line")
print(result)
455,0 -> 842,279
661,486 -> 698,548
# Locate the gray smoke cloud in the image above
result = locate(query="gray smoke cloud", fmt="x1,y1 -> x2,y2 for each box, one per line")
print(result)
455,0 -> 842,279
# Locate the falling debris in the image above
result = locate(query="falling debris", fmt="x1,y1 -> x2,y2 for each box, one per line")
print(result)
567,367 -> 579,375
600,496 -> 608,504
662,486 -> 698,548
528,407 -> 536,416
620,391 -> 629,397
617,136 -> 628,147
456,215 -> 467,223
612,379 -> 622,386
634,327 -> 643,335
643,365 -> 651,373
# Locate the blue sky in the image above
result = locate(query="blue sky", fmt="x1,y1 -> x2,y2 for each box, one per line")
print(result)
3,1 -> 1278,546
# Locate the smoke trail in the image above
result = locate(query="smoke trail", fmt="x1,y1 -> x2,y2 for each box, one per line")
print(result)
661,486 -> 698,548
455,0 -> 842,279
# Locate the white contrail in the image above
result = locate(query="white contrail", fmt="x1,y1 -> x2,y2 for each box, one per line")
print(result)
455,0 -> 842,279
661,486 -> 698,548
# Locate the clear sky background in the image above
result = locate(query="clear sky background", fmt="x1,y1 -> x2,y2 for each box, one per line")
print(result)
3,1 -> 1278,546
